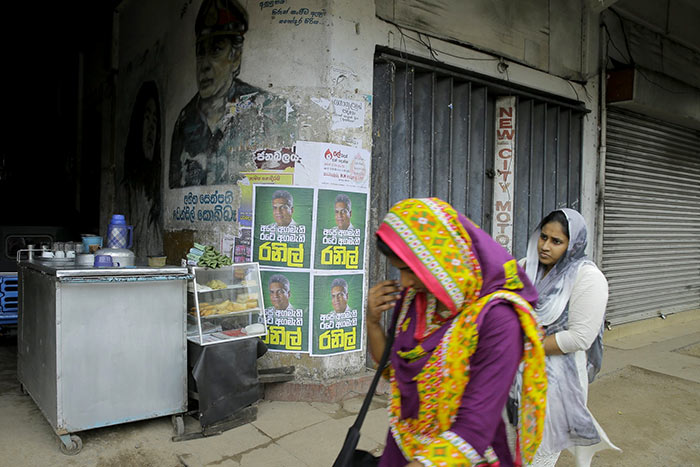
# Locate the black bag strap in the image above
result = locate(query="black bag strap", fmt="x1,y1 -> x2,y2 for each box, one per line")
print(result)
332,304 -> 401,467
351,309 -> 398,430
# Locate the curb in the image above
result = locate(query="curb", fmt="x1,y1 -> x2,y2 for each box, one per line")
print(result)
262,371 -> 390,403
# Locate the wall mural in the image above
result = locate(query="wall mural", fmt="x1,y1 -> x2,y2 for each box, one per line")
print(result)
117,0 -> 369,362
168,0 -> 297,189
122,81 -> 164,258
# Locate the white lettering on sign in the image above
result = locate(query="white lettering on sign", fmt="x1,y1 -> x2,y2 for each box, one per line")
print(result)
492,97 -> 516,253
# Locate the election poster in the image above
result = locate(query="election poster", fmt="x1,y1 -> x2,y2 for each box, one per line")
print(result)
238,170 -> 295,229
314,189 -> 367,271
252,185 -> 314,269
249,142 -> 370,356
293,141 -> 370,190
259,269 -> 310,353
310,273 -> 364,356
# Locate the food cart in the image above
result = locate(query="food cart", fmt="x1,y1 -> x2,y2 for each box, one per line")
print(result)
17,258 -> 190,454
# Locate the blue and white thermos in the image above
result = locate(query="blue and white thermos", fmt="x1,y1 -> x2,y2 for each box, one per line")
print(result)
106,214 -> 134,249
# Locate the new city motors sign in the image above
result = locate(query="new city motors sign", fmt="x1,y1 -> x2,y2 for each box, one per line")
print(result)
492,97 -> 515,253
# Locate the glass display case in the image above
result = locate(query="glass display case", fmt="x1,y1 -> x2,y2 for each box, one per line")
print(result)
187,263 -> 267,345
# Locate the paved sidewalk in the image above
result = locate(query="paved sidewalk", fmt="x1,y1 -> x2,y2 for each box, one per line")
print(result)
1,310 -> 699,466
558,310 -> 700,466
0,337 -> 388,467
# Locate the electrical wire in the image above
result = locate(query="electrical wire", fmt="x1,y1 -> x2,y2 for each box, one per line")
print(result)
417,33 -> 439,62
389,21 -> 498,63
566,80 -> 581,102
391,21 -> 590,103
609,9 -> 635,66
601,24 -> 631,66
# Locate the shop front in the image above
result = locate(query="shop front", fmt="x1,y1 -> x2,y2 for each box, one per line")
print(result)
601,4 -> 700,324
602,107 -> 700,324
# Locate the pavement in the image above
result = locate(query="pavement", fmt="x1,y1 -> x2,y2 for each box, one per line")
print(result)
1,309 -> 699,466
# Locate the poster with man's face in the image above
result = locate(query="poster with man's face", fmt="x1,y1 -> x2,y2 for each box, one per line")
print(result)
259,269 -> 310,353
310,273 -> 363,356
252,185 -> 313,269
313,190 -> 366,271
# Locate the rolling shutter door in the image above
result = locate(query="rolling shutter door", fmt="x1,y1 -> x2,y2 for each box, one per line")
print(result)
603,108 -> 700,324
371,52 -> 585,281
369,51 -> 586,366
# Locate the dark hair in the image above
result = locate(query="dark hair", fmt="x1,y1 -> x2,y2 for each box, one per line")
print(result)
376,235 -> 399,259
540,210 -> 569,238
123,81 -> 162,226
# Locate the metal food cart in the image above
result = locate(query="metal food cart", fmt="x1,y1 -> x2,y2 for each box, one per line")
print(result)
17,259 -> 190,454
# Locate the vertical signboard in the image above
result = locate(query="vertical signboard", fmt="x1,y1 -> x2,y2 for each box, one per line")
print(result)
492,97 -> 516,253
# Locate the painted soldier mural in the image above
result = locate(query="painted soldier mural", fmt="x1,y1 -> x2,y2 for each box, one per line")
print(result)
169,0 -> 296,188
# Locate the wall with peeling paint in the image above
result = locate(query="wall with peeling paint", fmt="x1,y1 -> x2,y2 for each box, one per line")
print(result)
110,0 -> 602,381
375,0 -> 592,81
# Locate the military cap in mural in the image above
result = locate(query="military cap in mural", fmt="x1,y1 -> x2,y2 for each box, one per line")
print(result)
196,0 -> 248,41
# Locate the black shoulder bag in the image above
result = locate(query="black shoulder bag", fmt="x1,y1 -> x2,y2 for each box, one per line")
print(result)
332,313 -> 397,467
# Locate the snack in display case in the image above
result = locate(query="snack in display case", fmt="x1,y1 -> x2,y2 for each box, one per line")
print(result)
187,263 -> 267,345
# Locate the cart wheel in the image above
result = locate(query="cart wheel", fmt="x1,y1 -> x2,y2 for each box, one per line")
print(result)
172,415 -> 185,436
59,435 -> 82,455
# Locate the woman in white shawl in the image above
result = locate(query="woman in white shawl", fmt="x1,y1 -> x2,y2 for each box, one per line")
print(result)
518,209 -> 620,466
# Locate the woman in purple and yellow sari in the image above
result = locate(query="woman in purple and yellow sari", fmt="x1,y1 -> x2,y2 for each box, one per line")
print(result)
367,198 -> 547,466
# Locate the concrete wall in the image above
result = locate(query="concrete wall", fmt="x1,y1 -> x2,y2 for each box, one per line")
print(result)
609,0 -> 700,88
602,3 -> 700,130
375,0 -> 589,81
110,0 -> 602,380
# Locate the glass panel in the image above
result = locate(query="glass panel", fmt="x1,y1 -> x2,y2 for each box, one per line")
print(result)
187,263 -> 267,345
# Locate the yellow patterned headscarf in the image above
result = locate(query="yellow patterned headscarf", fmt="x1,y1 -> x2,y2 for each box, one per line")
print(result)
377,198 -> 547,465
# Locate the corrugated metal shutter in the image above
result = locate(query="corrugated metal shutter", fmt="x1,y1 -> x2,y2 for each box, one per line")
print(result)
603,108 -> 700,324
370,52 -> 586,287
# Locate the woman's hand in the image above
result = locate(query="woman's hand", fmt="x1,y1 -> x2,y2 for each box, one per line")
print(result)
367,280 -> 400,325
543,334 -> 564,355
405,462 -> 423,467
366,279 -> 400,363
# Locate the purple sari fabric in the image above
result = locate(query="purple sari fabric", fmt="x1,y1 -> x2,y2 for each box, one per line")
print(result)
378,214 -> 537,466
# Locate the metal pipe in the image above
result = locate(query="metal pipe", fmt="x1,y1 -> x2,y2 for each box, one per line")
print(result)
595,23 -> 608,267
